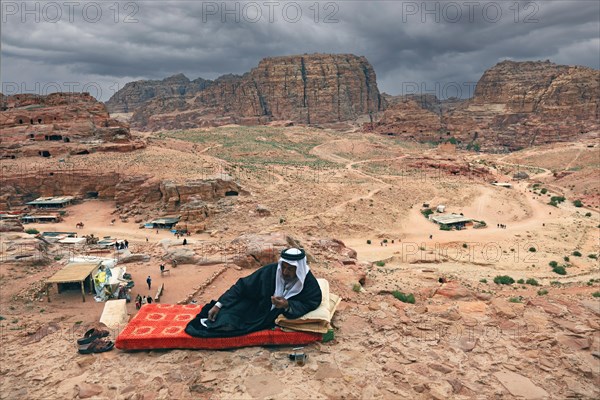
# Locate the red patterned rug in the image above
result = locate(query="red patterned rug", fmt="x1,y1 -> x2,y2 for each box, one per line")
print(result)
115,304 -> 322,350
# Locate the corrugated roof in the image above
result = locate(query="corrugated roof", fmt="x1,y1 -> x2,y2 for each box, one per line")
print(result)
431,214 -> 472,225
46,262 -> 101,283
150,217 -> 180,224
26,196 -> 74,205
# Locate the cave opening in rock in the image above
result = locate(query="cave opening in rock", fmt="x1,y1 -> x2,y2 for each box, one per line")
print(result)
38,118 -> 42,124
64,137 -> 70,142
86,191 -> 99,199
75,149 -> 90,155
39,150 -> 51,157
225,191 -> 239,196
18,119 -> 23,124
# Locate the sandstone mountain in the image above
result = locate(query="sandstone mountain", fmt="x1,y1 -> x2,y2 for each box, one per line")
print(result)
0,93 -> 142,158
369,60 -> 599,152
106,53 -> 384,130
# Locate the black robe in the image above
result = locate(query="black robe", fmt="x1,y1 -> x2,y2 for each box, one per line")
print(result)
185,263 -> 322,338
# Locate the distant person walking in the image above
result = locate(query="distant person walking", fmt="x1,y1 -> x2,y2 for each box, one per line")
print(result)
183,238 -> 187,245
146,276 -> 152,290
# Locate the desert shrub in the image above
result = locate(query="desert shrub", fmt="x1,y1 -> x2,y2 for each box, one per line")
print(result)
352,283 -> 362,293
479,278 -> 487,283
550,196 -> 565,203
552,266 -> 567,275
439,224 -> 452,231
508,297 -> 522,303
375,261 -> 385,267
573,199 -> 583,207
463,243 -> 468,248
548,200 -> 558,207
563,256 -> 570,262
550,281 -> 561,286
537,289 -> 549,296
528,247 -> 536,252
392,290 -> 416,304
540,188 -> 548,194
448,137 -> 458,145
517,279 -> 525,284
525,278 -> 539,286
421,208 -> 433,218
53,255 -> 62,261
367,240 -> 371,245
549,261 -> 558,268
572,250 -> 582,257
588,254 -> 598,260
383,239 -> 388,243
585,212 -> 592,217
494,275 -> 515,285
25,228 -> 39,235
592,292 -> 600,298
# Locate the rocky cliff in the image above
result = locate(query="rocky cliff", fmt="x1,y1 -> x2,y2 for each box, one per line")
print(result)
107,54 -> 383,130
105,74 -> 210,113
0,93 -> 142,158
370,60 -> 599,152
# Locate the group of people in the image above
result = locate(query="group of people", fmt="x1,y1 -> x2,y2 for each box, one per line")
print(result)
135,294 -> 154,309
114,240 -> 129,250
497,224 -> 508,229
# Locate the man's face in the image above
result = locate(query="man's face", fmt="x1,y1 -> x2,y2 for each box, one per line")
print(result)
281,262 -> 297,282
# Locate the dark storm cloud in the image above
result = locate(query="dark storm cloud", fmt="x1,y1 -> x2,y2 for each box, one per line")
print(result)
1,0 -> 599,101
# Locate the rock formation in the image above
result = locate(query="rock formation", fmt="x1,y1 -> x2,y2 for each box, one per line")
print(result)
369,60 -> 599,152
105,74 -> 210,113
0,93 -> 142,158
106,54 -> 384,130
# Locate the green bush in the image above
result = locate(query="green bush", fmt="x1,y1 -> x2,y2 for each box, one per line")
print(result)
537,289 -> 549,296
352,283 -> 362,293
421,208 -> 434,218
463,243 -> 468,248
517,279 -> 525,284
508,297 -> 522,303
563,256 -> 570,262
550,281 -> 562,286
592,292 -> 600,298
479,278 -> 487,283
552,266 -> 567,275
540,188 -> 548,194
550,196 -> 565,203
573,199 -> 583,207
585,212 -> 592,217
549,261 -> 558,268
529,247 -> 536,252
25,228 -> 39,235
367,240 -> 371,245
439,224 -> 452,231
494,275 -> 515,285
392,290 -> 416,304
572,250 -> 582,257
383,239 -> 388,243
526,278 -> 539,286
588,254 -> 598,260
375,261 -> 386,267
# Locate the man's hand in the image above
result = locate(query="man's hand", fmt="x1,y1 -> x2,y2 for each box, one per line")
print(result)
271,296 -> 289,309
208,305 -> 221,321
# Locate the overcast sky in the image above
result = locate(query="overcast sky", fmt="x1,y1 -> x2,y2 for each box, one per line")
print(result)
2,0 -> 599,101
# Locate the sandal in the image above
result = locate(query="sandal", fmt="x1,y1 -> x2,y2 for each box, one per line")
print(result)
77,328 -> 110,345
78,338 -> 114,354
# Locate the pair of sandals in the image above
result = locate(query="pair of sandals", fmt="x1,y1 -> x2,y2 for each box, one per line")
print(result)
77,328 -> 114,354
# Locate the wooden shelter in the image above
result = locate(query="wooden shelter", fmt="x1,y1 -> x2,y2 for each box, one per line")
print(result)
45,261 -> 101,302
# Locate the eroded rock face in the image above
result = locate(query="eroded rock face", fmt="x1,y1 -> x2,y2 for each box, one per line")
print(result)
105,74 -> 210,113
107,53 -> 384,130
369,60 -> 599,152
0,93 -> 142,158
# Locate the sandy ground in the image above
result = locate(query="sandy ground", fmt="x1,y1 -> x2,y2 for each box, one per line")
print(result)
1,129 -> 599,399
